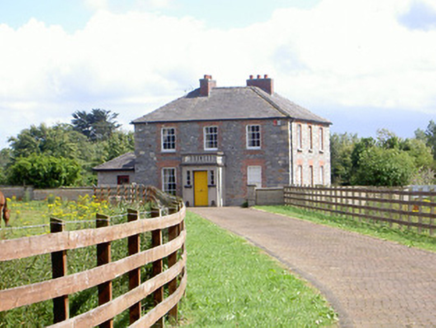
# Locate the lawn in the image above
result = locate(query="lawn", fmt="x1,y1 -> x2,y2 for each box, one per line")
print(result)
255,205 -> 436,253
179,211 -> 337,327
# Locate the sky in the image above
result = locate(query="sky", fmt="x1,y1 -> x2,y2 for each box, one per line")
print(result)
0,0 -> 436,149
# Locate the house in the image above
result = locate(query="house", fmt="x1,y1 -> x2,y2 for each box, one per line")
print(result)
127,74 -> 332,206
93,152 -> 135,185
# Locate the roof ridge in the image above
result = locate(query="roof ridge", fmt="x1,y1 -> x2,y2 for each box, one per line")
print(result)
249,87 -> 290,118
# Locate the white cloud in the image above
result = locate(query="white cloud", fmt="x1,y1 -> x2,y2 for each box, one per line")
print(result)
136,0 -> 175,9
83,0 -> 109,11
1,0 -> 436,148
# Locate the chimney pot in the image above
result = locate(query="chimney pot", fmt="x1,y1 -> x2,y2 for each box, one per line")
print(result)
249,75 -> 253,79
257,74 -> 261,79
264,74 -> 268,78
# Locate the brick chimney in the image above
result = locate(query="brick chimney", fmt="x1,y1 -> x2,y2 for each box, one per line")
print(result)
246,74 -> 274,95
199,74 -> 216,96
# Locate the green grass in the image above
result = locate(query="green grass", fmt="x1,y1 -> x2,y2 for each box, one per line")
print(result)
179,211 -> 337,328
0,199 -> 154,327
255,205 -> 436,253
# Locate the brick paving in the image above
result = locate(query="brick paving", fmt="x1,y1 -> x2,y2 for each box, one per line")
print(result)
189,207 -> 436,328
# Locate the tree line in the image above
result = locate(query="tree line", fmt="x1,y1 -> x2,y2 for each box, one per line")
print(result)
331,121 -> 436,186
0,109 -> 134,188
1,111 -> 435,188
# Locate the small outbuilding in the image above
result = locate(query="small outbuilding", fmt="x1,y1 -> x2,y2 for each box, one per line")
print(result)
93,152 -> 136,185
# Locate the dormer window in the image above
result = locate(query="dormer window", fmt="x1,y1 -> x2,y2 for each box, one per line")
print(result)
204,126 -> 218,150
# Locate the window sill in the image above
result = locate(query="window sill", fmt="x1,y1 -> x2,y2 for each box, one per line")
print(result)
319,150 -> 324,154
184,185 -> 192,189
208,184 -> 216,188
308,149 -> 313,153
161,150 -> 176,153
297,148 -> 303,152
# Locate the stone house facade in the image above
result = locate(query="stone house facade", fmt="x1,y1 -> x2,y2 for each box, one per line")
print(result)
128,74 -> 331,206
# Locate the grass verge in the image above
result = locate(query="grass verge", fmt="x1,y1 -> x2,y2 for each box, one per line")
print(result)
255,205 -> 436,253
179,211 -> 337,328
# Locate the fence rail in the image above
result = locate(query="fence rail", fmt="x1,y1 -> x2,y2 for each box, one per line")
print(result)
0,202 -> 186,327
284,185 -> 436,236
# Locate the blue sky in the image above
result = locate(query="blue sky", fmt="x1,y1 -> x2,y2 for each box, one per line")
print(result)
0,0 -> 436,149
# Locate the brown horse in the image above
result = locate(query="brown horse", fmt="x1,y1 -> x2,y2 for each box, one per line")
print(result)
0,191 -> 10,227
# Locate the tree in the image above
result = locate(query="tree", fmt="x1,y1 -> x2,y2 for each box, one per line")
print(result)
352,147 -> 416,186
104,131 -> 135,161
8,123 -> 88,160
415,120 -> 436,160
330,133 -> 359,185
401,138 -> 433,169
72,109 -> 121,141
8,154 -> 81,188
425,120 -> 436,160
0,148 -> 12,184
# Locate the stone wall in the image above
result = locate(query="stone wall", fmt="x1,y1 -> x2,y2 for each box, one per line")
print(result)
0,186 -> 33,200
97,171 -> 135,186
33,187 -> 94,201
291,121 -> 331,186
0,186 -> 94,201
256,187 -> 284,205
134,118 -> 293,206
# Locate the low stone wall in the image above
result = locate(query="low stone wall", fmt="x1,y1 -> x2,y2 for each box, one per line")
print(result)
0,186 -> 94,201
33,187 -> 94,201
0,186 -> 33,200
247,186 -> 284,206
256,187 -> 284,205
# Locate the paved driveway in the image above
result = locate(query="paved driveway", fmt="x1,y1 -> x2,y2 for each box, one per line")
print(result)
189,207 -> 436,328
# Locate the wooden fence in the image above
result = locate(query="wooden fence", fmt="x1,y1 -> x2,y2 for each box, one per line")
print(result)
0,204 -> 186,327
284,185 -> 436,236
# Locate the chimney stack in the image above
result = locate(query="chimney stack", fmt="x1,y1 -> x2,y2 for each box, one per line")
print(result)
199,74 -> 216,96
246,74 -> 274,95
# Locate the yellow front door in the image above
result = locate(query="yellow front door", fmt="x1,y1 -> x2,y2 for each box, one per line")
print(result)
194,171 -> 208,206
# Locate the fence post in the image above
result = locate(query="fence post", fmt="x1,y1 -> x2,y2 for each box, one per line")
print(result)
431,188 -> 435,236
151,207 -> 164,328
168,206 -> 179,321
96,213 -> 113,328
50,218 -> 69,323
128,209 -> 141,324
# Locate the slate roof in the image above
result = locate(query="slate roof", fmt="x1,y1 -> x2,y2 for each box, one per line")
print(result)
93,152 -> 135,171
132,86 -> 331,124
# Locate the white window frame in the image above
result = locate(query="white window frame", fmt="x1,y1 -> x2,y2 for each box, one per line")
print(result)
297,124 -> 302,150
247,166 -> 262,188
162,168 -> 176,195
308,125 -> 313,151
319,127 -> 324,152
296,165 -> 303,185
246,125 -> 261,149
309,165 -> 314,186
204,126 -> 218,150
161,127 -> 176,152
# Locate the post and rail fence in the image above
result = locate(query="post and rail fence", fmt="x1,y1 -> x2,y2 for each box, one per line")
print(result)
0,185 -> 186,327
284,185 -> 436,236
